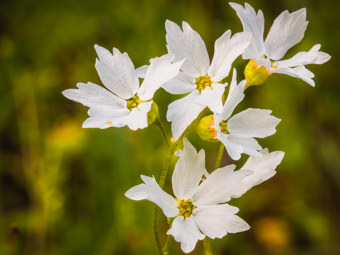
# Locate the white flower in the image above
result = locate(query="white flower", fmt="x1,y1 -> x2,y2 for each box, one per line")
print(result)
213,69 -> 281,160
126,138 -> 283,253
230,2 -> 331,86
62,45 -> 183,130
163,20 -> 252,140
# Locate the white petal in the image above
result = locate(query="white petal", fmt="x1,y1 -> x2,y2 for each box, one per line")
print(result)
208,30 -> 251,82
199,83 -> 226,113
123,101 -> 152,130
167,91 -> 205,140
125,175 -> 179,218
165,20 -> 210,77
229,2 -> 266,59
227,135 -> 263,158
228,108 -> 281,138
218,69 -> 246,121
256,58 -> 272,69
232,149 -> 285,198
172,138 -> 206,199
62,82 -> 130,129
271,65 -> 315,86
139,54 -> 184,100
162,71 -> 196,95
135,56 -> 160,79
217,132 -> 243,160
264,8 -> 308,60
194,204 -> 250,239
273,44 -> 331,68
167,216 -> 205,253
192,165 -> 252,205
83,105 -> 129,128
82,114 -> 127,129
94,45 -> 139,99
62,82 -> 126,109
136,65 -> 148,78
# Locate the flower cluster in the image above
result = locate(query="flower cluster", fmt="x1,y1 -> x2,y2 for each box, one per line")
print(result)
62,2 -> 330,254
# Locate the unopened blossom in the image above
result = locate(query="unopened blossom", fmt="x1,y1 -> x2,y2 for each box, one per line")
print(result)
197,69 -> 280,160
230,2 -> 331,87
62,45 -> 183,130
163,20 -> 252,140
125,138 -> 284,253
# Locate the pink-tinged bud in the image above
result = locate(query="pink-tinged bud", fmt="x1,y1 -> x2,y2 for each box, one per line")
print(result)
244,59 -> 271,89
196,115 -> 219,142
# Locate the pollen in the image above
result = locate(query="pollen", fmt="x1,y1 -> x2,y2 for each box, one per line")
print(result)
219,121 -> 229,134
176,198 -> 196,219
126,94 -> 142,111
195,75 -> 213,92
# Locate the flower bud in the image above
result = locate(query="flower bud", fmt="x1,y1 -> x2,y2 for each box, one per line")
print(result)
147,101 -> 159,125
244,59 -> 270,89
196,115 -> 218,142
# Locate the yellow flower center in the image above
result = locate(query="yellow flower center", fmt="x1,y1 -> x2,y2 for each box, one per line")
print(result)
126,94 -> 142,111
195,75 -> 213,92
176,198 -> 196,219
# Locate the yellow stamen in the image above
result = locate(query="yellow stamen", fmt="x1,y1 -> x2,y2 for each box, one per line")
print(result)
219,121 -> 229,134
126,94 -> 142,111
176,198 -> 196,219
195,75 -> 213,92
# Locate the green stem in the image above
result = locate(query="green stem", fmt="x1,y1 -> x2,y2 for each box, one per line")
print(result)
156,117 -> 170,147
153,206 -> 163,255
203,238 -> 213,255
214,142 -> 225,170
159,145 -> 175,188
162,235 -> 171,255
203,143 -> 225,255
154,141 -> 179,254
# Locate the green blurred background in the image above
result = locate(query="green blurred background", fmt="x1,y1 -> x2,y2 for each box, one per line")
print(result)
1,0 -> 339,254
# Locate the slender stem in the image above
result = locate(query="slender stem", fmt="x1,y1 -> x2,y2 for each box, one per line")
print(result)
203,143 -> 225,255
203,238 -> 213,255
214,142 -> 225,170
153,206 -> 163,255
162,235 -> 171,255
154,141 -> 179,254
156,117 -> 170,147
159,145 -> 175,188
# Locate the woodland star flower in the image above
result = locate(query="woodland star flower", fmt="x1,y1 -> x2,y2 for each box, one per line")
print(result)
230,2 -> 331,87
62,45 -> 183,130
213,69 -> 280,160
163,20 -> 252,140
125,138 -> 284,253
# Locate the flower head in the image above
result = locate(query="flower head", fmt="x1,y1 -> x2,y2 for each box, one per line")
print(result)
163,20 -> 251,140
230,2 -> 331,87
62,45 -> 183,130
125,138 -> 284,253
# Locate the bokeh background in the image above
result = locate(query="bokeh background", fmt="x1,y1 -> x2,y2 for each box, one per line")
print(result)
1,0 -> 339,254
